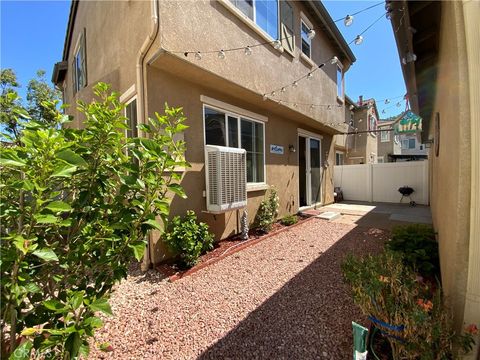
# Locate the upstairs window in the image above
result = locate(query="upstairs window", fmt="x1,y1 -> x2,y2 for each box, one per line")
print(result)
230,0 -> 278,40
301,20 -> 312,58
73,29 -> 87,94
380,129 -> 390,142
336,65 -> 344,99
204,106 -> 265,184
369,115 -> 377,132
402,138 -> 416,149
280,1 -> 294,54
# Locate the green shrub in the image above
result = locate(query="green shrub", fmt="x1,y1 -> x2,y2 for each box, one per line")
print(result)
164,211 -> 214,268
280,215 -> 298,226
386,224 -> 439,277
255,188 -> 279,233
342,251 -> 475,359
0,82 -> 189,359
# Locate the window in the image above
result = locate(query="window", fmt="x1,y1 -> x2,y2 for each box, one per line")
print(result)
301,20 -> 312,58
73,29 -> 87,94
336,66 -> 344,98
349,111 -> 354,126
204,106 -> 265,183
380,129 -> 390,142
280,1 -> 294,54
230,0 -> 278,40
369,115 -> 377,132
402,138 -> 416,149
335,152 -> 344,165
125,98 -> 138,139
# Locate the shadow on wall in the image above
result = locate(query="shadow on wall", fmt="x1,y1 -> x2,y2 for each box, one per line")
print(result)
197,225 -> 387,359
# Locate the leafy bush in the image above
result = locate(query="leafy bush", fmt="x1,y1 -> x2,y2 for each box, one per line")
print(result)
255,188 -> 279,233
164,211 -> 214,268
386,224 -> 439,277
342,251 -> 475,359
280,215 -> 298,226
0,83 -> 189,359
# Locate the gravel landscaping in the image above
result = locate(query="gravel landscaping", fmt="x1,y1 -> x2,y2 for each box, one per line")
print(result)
89,218 -> 387,359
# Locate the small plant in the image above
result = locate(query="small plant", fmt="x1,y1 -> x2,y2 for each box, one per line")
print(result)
386,224 -> 439,277
164,211 -> 214,268
254,188 -> 279,233
280,214 -> 298,226
342,251 -> 475,359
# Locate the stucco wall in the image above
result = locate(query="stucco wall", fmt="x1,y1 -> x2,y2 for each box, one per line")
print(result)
429,1 -> 471,328
146,67 -> 335,263
62,0 -> 150,125
345,105 -> 378,164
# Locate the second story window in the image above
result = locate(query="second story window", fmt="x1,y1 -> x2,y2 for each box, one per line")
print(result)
73,29 -> 87,94
301,20 -> 312,57
369,115 -> 377,132
125,98 -> 138,139
380,129 -> 390,142
337,65 -> 344,99
229,0 -> 278,40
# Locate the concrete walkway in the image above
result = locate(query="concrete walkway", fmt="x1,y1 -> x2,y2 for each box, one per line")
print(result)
304,201 -> 432,230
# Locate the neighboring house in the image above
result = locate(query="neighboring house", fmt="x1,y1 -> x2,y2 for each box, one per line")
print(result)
377,118 -> 427,163
334,95 -> 379,164
391,1 -> 479,357
52,0 -> 355,264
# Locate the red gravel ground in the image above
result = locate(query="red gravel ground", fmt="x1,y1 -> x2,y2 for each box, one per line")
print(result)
89,219 -> 388,359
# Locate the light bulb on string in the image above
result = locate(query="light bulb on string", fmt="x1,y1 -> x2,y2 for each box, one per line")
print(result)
292,81 -> 298,88
344,15 -> 354,27
195,52 -> 202,60
330,56 -> 339,65
293,103 -> 298,108
385,99 -> 390,104
273,40 -> 282,50
218,50 -> 226,59
354,35 -> 364,45
244,46 -> 252,55
262,94 -> 268,101
327,105 -> 332,110
396,102 -> 401,107
382,110 -> 386,114
281,87 -> 286,93
307,72 -> 313,79
307,29 -> 316,40
271,91 -> 276,97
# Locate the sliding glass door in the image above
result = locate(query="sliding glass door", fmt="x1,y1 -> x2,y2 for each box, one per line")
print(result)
298,135 -> 322,207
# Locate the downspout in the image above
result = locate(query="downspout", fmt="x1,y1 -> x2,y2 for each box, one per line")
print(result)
137,0 -> 159,270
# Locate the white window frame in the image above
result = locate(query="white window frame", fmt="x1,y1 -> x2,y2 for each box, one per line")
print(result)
124,96 -> 138,139
369,115 -> 377,137
335,151 -> 344,165
380,129 -> 390,142
297,128 -> 323,209
402,139 -> 410,149
336,63 -> 344,102
202,103 -> 266,186
300,14 -> 313,59
221,0 -> 282,52
72,29 -> 87,94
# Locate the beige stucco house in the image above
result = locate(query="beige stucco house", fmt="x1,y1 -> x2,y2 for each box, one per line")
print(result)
391,0 -> 479,357
334,95 -> 379,165
52,0 -> 355,264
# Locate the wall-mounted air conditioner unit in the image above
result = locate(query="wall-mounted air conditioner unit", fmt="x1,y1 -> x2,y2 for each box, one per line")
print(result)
205,145 -> 247,213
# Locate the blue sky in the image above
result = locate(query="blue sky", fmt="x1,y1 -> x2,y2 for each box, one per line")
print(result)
1,0 -> 405,119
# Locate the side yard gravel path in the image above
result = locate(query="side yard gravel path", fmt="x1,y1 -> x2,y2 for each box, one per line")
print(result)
89,219 -> 387,360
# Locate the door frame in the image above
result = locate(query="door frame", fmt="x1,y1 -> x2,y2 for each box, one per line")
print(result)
298,129 -> 323,210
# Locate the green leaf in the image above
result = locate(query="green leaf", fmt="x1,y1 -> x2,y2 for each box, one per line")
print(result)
13,235 -> 29,255
89,298 -> 112,316
56,149 -> 87,166
79,343 -> 90,358
9,340 -> 33,360
168,183 -> 187,199
142,219 -> 163,231
0,157 -> 26,167
33,248 -> 59,262
51,164 -> 77,178
43,299 -> 66,312
128,241 -> 146,261
71,292 -> 84,310
34,214 -> 59,224
84,316 -> 103,329
64,332 -> 81,359
45,200 -> 72,212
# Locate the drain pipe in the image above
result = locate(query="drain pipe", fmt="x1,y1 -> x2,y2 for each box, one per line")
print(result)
137,0 -> 159,270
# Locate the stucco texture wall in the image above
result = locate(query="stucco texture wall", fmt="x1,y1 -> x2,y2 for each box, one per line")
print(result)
62,0 -> 150,124
146,67 -> 335,263
429,1 -> 472,328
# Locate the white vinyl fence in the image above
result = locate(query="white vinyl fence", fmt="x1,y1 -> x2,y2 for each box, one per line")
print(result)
334,161 -> 429,205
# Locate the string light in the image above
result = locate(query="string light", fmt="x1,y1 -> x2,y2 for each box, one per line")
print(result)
307,29 -> 316,40
307,72 -> 314,79
218,50 -> 226,59
292,81 -> 298,88
330,56 -> 339,65
344,15 -> 354,26
273,40 -> 282,50
195,51 -> 202,60
281,87 -> 286,93
244,46 -> 252,56
354,35 -> 364,45
333,1 -> 384,24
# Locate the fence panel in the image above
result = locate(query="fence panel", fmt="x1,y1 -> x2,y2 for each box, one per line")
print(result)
334,161 -> 429,205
